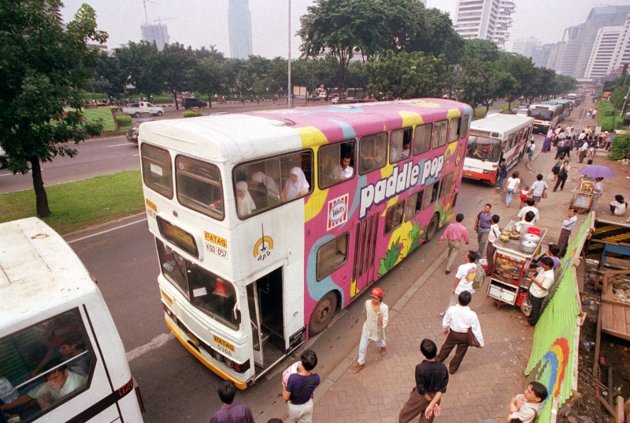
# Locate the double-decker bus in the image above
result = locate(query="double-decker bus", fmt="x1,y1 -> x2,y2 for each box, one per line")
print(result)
138,98 -> 472,388
463,114 -> 534,185
529,103 -> 562,134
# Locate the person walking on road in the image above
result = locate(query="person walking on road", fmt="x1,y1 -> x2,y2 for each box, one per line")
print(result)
496,158 -> 508,190
578,137 -> 589,163
474,204 -> 493,258
557,208 -> 577,258
529,174 -> 548,205
210,381 -> 255,423
553,160 -> 570,192
352,287 -> 388,373
282,349 -> 320,423
527,139 -> 535,161
505,172 -> 521,208
437,291 -> 484,375
399,339 -> 449,423
439,213 -> 470,275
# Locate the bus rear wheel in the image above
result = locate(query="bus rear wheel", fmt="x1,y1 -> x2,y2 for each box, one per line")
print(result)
309,292 -> 338,336
426,213 -> 439,241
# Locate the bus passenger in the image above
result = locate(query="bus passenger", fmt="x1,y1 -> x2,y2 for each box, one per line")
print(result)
401,138 -> 411,159
338,156 -> 354,179
283,167 -> 310,201
236,181 -> 256,217
250,171 -> 280,201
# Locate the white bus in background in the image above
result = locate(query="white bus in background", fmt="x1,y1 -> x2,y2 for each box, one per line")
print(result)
463,114 -> 534,185
0,218 -> 145,423
529,103 -> 562,134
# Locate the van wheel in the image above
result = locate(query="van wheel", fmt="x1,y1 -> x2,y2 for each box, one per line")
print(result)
157,111 -> 164,116
426,213 -> 439,241
309,292 -> 338,336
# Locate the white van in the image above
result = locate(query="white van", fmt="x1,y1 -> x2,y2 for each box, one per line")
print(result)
0,218 -> 144,423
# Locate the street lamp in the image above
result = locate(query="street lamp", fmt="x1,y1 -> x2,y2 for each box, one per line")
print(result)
287,0 -> 292,108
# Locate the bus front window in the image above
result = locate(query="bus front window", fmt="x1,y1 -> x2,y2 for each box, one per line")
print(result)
466,136 -> 501,162
175,156 -> 224,220
529,108 -> 552,120
157,240 -> 240,329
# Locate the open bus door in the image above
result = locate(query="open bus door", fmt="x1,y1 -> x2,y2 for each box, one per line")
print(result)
353,213 -> 380,294
246,267 -> 285,370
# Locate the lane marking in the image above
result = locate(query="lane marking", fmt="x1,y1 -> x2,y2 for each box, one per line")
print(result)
126,333 -> 173,362
67,217 -> 147,244
106,143 -> 134,148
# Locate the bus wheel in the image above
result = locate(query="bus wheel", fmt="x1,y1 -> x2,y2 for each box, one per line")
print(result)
309,292 -> 338,336
426,213 -> 439,241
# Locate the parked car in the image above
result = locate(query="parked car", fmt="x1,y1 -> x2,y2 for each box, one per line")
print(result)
122,101 -> 164,117
513,107 -> 529,116
182,98 -> 207,109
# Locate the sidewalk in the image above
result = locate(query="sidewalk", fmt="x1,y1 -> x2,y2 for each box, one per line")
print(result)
311,104 -> 599,422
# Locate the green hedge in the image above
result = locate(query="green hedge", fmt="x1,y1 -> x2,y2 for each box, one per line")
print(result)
598,102 -> 623,131
182,110 -> 202,118
609,133 -> 630,160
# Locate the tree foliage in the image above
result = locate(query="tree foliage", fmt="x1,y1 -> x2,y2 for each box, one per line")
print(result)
160,42 -> 195,109
0,0 -> 107,217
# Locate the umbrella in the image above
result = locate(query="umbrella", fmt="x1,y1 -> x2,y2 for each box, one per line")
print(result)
579,165 -> 615,179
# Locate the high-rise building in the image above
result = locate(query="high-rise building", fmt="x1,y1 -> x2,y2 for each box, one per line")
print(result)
610,14 -> 630,74
585,25 -> 623,79
454,0 -> 516,49
141,22 -> 169,51
556,5 -> 630,78
512,36 -> 541,58
228,0 -> 253,59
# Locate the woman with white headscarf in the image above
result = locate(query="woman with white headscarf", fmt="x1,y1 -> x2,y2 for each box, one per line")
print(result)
236,181 -> 256,217
282,167 -> 310,201
251,171 -> 280,200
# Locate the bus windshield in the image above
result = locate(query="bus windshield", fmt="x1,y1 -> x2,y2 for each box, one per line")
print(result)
466,135 -> 502,162
529,108 -> 553,120
156,240 -> 240,329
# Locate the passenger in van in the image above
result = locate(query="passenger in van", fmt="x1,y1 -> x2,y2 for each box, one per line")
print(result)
282,167 -> 310,201
1,364 -> 87,413
236,181 -> 256,217
58,335 -> 90,376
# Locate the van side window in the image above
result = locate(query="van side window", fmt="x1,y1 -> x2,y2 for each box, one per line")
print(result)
0,309 -> 93,422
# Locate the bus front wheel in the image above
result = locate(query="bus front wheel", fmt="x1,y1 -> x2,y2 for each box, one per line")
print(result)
426,213 -> 439,241
309,292 -> 338,336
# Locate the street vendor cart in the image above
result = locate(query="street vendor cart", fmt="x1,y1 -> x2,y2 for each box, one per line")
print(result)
487,220 -> 548,307
571,178 -> 595,213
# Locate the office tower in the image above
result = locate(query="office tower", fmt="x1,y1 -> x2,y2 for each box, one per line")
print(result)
512,37 -> 541,58
610,14 -> 630,76
454,0 -> 516,49
228,0 -> 253,59
585,25 -> 623,79
141,22 -> 169,51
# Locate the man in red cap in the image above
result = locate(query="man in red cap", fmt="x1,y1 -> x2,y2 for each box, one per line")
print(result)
352,287 -> 389,373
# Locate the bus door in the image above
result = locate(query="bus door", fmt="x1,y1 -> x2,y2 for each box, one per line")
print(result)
353,213 -> 380,293
246,267 -> 285,369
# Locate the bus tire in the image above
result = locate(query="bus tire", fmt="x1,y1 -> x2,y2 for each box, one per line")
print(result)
309,292 -> 338,336
426,213 -> 439,241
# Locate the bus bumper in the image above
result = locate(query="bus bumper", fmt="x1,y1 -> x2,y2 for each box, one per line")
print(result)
165,316 -> 250,390
533,124 -> 549,134
462,169 -> 495,184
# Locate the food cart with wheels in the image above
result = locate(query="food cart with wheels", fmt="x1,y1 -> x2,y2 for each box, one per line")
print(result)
487,221 -> 548,307
571,178 -> 595,213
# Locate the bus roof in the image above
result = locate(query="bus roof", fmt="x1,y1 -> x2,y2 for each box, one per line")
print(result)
529,103 -> 561,112
469,113 -> 534,135
139,98 -> 472,163
0,218 -> 98,328
544,99 -> 571,106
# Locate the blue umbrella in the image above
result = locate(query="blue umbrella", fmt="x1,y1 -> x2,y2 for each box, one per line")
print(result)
579,165 -> 615,178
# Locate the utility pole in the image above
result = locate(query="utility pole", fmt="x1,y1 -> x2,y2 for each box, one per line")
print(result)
287,0 -> 292,108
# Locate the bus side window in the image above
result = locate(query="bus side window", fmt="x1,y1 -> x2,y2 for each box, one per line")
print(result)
432,120 -> 448,148
280,151 -> 313,202
390,128 -> 412,163
0,309 -> 93,421
316,234 -> 349,280
318,141 -> 355,189
448,118 -> 460,143
175,155 -> 224,220
404,191 -> 424,221
384,202 -> 405,234
359,133 -> 387,174
439,172 -> 454,199
422,183 -> 438,210
141,143 -> 173,199
459,114 -> 470,139
413,123 -> 432,155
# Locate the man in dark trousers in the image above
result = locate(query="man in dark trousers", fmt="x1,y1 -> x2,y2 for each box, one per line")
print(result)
399,339 -> 449,423
210,381 -> 255,423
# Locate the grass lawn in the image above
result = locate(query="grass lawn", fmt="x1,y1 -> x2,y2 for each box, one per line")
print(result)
82,107 -> 117,132
0,171 -> 144,234
598,102 -> 623,131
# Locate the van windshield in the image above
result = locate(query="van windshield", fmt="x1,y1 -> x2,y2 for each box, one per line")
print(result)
466,135 -> 502,162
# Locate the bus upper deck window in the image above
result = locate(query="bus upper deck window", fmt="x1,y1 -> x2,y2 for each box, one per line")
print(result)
359,133 -> 387,174
318,141 -> 355,189
175,156 -> 224,220
141,144 -> 173,198
413,123 -> 432,155
390,128 -> 412,163
459,114 -> 470,138
448,118 -> 460,143
432,120 -> 448,148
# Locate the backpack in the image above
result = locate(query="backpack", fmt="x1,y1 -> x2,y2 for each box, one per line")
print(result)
551,161 -> 561,174
472,262 -> 486,290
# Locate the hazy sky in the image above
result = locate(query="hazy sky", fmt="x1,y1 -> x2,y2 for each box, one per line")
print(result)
60,0 -> 630,58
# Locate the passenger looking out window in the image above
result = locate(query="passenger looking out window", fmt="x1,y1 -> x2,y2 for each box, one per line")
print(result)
282,167 -> 310,201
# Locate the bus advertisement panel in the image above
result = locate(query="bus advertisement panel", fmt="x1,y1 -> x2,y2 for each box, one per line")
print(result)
139,98 -> 472,389
463,114 -> 534,184
529,103 -> 562,134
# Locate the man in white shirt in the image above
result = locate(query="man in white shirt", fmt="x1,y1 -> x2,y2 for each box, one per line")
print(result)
518,198 -> 539,222
578,138 -> 589,163
338,156 -> 354,179
451,251 -> 478,299
557,208 -> 577,257
527,257 -> 555,326
436,291 -> 484,374
529,174 -> 548,204
506,382 -> 548,423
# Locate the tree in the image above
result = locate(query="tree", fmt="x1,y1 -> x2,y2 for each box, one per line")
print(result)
0,1 -> 107,217
160,42 -> 196,109
462,39 -> 500,62
92,51 -> 127,97
456,58 -> 504,116
366,51 -> 450,100
191,57 -> 226,107
116,41 -> 163,100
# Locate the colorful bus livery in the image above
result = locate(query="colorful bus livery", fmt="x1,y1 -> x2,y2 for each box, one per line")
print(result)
139,98 -> 472,389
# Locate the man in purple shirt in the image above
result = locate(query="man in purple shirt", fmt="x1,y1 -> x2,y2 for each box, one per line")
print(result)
210,381 -> 255,423
439,213 -> 470,275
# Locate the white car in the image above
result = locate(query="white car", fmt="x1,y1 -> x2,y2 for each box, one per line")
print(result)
0,145 -> 6,168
